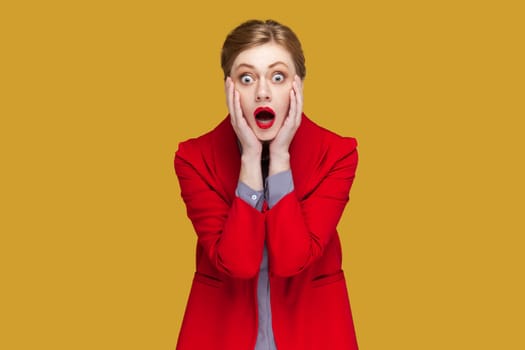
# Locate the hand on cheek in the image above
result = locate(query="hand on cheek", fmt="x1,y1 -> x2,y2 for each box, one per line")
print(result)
270,75 -> 303,155
225,77 -> 261,157
268,75 -> 303,176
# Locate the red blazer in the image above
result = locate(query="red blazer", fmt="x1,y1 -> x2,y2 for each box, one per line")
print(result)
174,114 -> 359,350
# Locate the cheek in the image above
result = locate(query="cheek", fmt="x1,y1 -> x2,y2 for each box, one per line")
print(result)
277,89 -> 292,116
236,92 -> 251,118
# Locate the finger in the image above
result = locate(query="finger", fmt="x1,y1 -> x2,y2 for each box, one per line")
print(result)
224,77 -> 230,97
288,88 -> 297,127
225,78 -> 233,114
228,79 -> 239,128
294,76 -> 303,108
296,75 -> 304,93
234,89 -> 244,125
294,76 -> 304,125
225,77 -> 233,106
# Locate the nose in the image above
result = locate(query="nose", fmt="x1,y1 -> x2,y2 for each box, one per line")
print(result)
255,79 -> 271,102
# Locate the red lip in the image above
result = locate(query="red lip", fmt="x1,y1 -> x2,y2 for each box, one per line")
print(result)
254,107 -> 275,130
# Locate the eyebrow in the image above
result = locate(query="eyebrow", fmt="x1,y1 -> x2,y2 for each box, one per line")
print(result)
234,61 -> 289,71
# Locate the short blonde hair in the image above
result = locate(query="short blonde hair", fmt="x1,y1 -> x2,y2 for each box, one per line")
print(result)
221,19 -> 306,80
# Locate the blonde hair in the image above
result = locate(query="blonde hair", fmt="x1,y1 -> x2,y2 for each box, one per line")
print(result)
221,19 -> 306,80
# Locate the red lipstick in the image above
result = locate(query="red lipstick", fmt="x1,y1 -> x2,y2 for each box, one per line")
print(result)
254,107 -> 275,129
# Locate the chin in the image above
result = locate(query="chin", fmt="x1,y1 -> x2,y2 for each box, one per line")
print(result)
256,135 -> 276,143
254,129 -> 278,142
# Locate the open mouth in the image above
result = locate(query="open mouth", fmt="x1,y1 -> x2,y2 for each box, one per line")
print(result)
254,107 -> 275,129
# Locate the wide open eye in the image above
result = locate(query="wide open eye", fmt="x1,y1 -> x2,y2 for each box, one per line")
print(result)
240,74 -> 254,84
272,72 -> 285,83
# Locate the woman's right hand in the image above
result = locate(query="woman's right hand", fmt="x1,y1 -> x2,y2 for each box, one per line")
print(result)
225,77 -> 262,158
225,77 -> 263,191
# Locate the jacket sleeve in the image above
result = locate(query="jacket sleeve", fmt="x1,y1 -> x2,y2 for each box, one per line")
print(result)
174,141 -> 265,278
265,138 -> 358,277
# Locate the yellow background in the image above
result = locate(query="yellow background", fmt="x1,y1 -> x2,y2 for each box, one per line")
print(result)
1,0 -> 524,349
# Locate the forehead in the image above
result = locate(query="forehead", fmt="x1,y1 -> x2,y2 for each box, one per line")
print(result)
232,42 -> 295,71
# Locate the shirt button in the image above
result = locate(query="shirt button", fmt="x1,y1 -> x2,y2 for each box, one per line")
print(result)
251,194 -> 257,201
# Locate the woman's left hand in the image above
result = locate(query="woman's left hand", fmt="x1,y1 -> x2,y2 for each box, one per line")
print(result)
270,75 -> 303,155
268,76 -> 303,176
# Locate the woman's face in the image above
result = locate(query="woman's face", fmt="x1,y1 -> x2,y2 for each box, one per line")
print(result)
230,42 -> 297,142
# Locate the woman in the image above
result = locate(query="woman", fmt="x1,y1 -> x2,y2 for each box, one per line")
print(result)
174,19 -> 359,350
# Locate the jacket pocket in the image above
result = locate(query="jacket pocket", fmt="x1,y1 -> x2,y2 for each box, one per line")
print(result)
311,270 -> 345,288
193,272 -> 223,288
